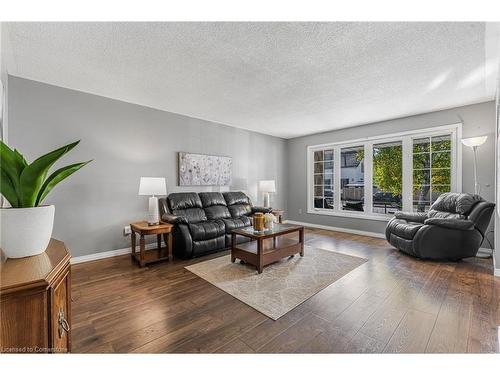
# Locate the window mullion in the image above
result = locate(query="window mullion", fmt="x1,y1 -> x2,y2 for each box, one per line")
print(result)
402,136 -> 412,212
364,143 -> 373,214
334,147 -> 341,211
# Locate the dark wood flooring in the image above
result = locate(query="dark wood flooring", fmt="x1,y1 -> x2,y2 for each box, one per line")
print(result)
71,228 -> 500,353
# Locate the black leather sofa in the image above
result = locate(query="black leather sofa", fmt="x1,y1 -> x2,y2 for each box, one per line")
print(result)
159,191 -> 271,258
385,192 -> 494,260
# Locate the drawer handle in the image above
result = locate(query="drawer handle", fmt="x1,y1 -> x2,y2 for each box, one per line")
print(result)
58,308 -> 70,338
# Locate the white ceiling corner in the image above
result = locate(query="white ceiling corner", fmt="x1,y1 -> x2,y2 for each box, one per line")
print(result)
4,22 -> 500,139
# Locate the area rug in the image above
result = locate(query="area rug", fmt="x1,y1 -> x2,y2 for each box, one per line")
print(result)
185,246 -> 367,320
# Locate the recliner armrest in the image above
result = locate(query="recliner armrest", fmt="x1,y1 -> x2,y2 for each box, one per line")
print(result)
161,213 -> 188,225
394,211 -> 427,223
424,218 -> 474,231
252,206 -> 272,214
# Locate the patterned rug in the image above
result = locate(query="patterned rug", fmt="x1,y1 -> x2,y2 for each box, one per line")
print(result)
185,246 -> 367,320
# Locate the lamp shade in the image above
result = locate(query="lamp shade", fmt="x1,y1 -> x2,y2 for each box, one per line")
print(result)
138,177 -> 167,196
259,180 -> 276,193
461,136 -> 487,147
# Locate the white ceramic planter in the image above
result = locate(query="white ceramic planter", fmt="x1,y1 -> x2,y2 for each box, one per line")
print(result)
0,205 -> 55,258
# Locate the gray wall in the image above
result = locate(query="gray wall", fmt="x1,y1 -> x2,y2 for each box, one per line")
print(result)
8,76 -> 287,257
1,23 -> 8,142
495,57 -> 500,272
287,101 -> 496,247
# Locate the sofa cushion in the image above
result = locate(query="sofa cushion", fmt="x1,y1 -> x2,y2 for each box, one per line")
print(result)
199,192 -> 227,207
424,218 -> 475,230
221,216 -> 252,234
188,221 -> 225,241
429,192 -> 482,217
168,192 -> 203,210
394,211 -> 427,223
386,218 -> 424,240
204,205 -> 231,220
199,192 -> 231,220
172,208 -> 207,224
222,192 -> 254,218
223,192 -> 251,206
228,204 -> 252,218
426,210 -> 464,220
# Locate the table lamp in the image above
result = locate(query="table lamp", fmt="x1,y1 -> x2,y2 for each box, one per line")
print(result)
138,177 -> 167,225
461,136 -> 487,195
259,180 -> 276,208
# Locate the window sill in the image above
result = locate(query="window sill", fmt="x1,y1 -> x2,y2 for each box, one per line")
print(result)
307,209 -> 393,222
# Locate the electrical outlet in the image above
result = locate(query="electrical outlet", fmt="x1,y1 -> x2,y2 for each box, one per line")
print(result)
298,208 -> 303,214
123,225 -> 131,236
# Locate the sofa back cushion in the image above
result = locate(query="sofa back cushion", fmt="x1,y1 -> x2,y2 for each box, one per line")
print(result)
223,192 -> 252,218
223,192 -> 251,206
199,192 -> 231,220
167,193 -> 207,223
428,192 -> 482,219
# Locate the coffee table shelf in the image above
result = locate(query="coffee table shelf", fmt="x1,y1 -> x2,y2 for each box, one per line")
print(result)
231,224 -> 304,273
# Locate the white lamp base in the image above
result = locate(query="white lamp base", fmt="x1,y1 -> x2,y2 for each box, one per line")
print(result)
148,196 -> 160,225
263,193 -> 271,208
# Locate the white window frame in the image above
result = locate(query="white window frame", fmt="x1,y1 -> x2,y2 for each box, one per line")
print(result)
307,123 -> 462,221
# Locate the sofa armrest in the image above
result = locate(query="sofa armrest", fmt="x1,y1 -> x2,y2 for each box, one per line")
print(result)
394,211 -> 427,223
252,206 -> 272,214
424,218 -> 475,231
161,213 -> 188,225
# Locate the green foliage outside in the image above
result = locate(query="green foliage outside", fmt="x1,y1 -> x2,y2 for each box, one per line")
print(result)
355,137 -> 451,212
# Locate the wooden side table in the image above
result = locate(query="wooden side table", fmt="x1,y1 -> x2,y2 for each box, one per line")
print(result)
271,209 -> 285,223
130,221 -> 173,267
1,239 -> 72,353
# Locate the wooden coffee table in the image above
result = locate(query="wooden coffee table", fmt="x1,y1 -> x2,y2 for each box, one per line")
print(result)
231,223 -> 304,273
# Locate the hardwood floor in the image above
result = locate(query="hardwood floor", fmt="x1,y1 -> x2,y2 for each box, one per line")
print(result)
71,228 -> 500,353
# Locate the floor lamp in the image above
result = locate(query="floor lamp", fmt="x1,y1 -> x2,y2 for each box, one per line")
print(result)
461,136 -> 487,195
462,136 -> 490,258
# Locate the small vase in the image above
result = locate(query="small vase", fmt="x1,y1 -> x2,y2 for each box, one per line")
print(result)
264,220 -> 274,231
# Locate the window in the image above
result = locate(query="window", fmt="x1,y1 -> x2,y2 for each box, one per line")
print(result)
313,149 -> 334,209
412,135 -> 451,212
341,146 -> 365,211
372,141 -> 402,214
308,124 -> 461,220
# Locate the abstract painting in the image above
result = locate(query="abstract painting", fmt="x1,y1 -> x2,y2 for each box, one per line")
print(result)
178,152 -> 232,186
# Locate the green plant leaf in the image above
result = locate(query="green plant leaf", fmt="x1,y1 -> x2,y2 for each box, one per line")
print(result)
0,168 -> 19,207
14,149 -> 28,168
35,160 -> 92,205
0,141 -> 27,193
19,140 -> 81,207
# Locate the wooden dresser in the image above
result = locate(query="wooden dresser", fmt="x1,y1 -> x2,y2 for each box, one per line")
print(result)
0,239 -> 71,353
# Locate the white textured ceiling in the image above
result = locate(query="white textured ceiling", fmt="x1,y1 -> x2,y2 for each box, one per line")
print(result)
3,22 -> 500,138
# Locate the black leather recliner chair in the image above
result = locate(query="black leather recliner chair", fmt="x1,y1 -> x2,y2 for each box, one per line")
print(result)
385,192 -> 494,260
159,191 -> 271,258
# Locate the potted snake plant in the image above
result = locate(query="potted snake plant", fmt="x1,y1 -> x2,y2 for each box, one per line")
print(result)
0,140 -> 91,258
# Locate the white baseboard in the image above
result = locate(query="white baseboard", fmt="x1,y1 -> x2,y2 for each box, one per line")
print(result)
284,220 -> 385,239
71,243 -> 157,264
